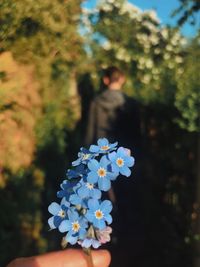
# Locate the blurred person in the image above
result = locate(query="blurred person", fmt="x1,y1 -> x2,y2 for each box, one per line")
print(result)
85,66 -> 141,153
84,66 -> 144,267
6,249 -> 111,267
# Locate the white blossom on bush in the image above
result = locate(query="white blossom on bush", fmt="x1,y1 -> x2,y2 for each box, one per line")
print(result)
81,0 -> 186,103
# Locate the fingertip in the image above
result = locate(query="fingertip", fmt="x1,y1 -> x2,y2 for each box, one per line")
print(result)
6,257 -> 35,267
61,249 -> 111,267
92,249 -> 111,267
6,249 -> 111,267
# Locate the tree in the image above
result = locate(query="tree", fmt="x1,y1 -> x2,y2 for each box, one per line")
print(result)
83,0 -> 186,104
0,52 -> 46,263
175,34 -> 200,267
173,0 -> 200,25
175,36 -> 200,132
0,0 -> 83,264
0,52 -> 41,185
0,0 -> 83,150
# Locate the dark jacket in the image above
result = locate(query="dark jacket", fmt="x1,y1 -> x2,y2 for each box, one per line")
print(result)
85,89 -> 141,152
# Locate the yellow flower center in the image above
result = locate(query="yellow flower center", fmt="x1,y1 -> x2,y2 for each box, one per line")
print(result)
116,157 -> 124,167
97,167 -> 107,177
82,153 -> 90,160
95,209 -> 104,220
86,183 -> 94,190
101,145 -> 109,151
58,210 -> 66,218
72,221 -> 80,232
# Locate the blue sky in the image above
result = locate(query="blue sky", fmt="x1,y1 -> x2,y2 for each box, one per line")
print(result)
83,0 -> 198,37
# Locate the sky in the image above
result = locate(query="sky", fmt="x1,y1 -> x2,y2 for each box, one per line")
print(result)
83,0 -> 198,37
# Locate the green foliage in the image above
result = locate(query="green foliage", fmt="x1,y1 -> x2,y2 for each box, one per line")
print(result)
175,35 -> 200,132
0,0 -> 82,61
173,0 -> 200,25
0,52 -> 41,182
0,0 -> 83,264
0,0 -> 83,150
0,167 -> 46,264
83,0 -> 186,104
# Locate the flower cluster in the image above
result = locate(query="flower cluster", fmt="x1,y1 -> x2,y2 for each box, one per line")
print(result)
48,138 -> 135,248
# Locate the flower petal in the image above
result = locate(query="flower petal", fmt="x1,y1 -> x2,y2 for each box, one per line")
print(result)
69,194 -> 81,206
100,200 -> 113,214
98,178 -> 111,191
104,214 -> 112,224
88,159 -> 99,171
53,216 -> 62,228
79,228 -> 87,239
108,152 -> 117,162
92,240 -> 101,248
95,219 -> 106,230
82,238 -> 92,248
87,171 -> 98,183
120,166 -> 131,177
78,186 -> 88,198
111,164 -> 119,174
110,141 -> 118,148
59,219 -> 71,232
118,147 -> 126,156
88,199 -> 99,211
100,155 -> 109,166
91,188 -> 102,199
48,202 -> 60,215
125,156 -> 135,167
107,171 -> 118,181
61,198 -> 69,206
68,209 -> 79,221
89,145 -> 99,153
97,138 -> 108,146
85,211 -> 94,222
66,232 -> 78,245
72,158 -> 81,166
48,217 -> 56,229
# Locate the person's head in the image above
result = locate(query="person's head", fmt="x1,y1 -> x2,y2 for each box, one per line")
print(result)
103,66 -> 125,90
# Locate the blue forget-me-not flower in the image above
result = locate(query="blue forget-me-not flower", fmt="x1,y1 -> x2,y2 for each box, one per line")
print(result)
48,138 -> 135,249
59,209 -> 88,245
108,147 -> 135,177
85,199 -> 113,230
89,138 -> 118,154
87,156 -> 117,191
48,199 -> 69,229
72,147 -> 95,166
77,180 -> 102,200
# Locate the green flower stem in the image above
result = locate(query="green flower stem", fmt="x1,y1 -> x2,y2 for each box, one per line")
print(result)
83,248 -> 95,267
